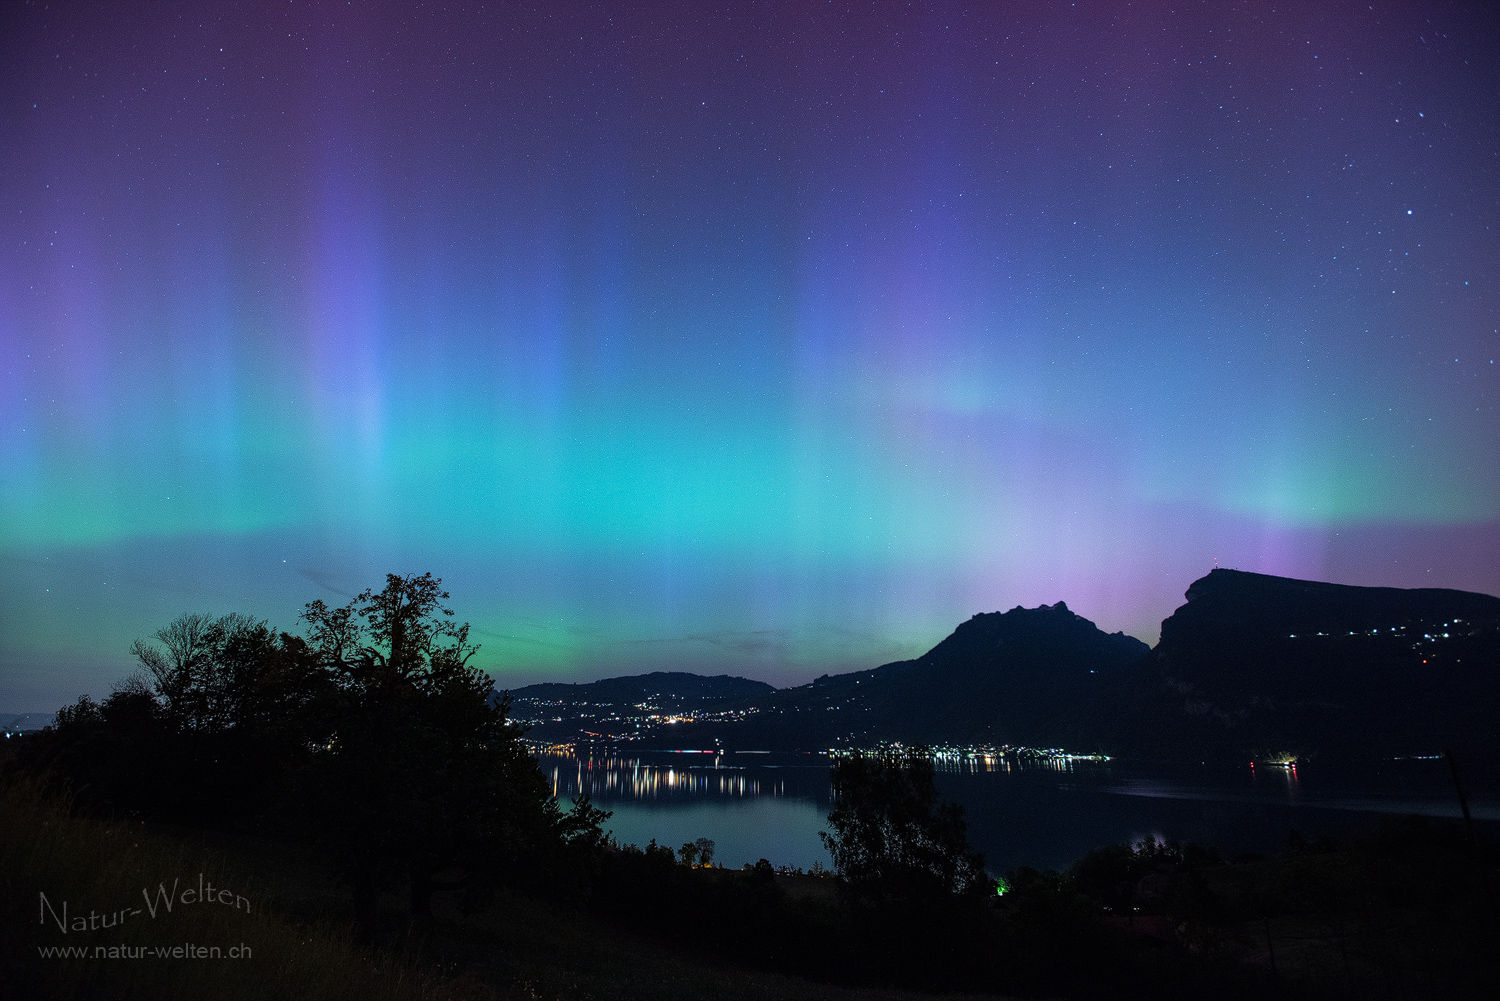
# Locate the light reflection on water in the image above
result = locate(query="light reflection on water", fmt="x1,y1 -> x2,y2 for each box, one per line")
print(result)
926,753 -> 1105,776
539,750 -> 1108,806
545,754 -> 794,801
539,750 -> 1499,873
538,752 -> 836,869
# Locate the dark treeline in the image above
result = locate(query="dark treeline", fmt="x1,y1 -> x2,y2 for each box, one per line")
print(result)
15,573 -> 609,933
8,574 -> 1499,999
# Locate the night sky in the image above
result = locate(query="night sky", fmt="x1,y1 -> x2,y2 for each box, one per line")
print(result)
3,1 -> 1498,712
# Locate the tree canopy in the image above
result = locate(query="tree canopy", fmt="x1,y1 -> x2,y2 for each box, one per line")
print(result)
22,572 -> 609,933
820,748 -> 991,905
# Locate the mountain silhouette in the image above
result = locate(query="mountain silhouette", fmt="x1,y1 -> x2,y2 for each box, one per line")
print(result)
504,571 -> 1500,761
1088,569 -> 1500,760
637,602 -> 1148,751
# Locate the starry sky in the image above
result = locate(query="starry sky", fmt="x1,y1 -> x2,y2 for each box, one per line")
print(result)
3,0 -> 1498,712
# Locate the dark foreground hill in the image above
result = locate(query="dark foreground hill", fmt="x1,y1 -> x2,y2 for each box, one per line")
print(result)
1089,569 -> 1500,761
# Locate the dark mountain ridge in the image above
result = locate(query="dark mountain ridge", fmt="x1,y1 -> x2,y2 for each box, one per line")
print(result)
1091,569 -> 1500,760
630,602 -> 1148,752
504,571 -> 1500,761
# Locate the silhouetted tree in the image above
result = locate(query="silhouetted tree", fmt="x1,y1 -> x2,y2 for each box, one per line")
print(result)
28,679 -> 174,814
128,613 -> 334,818
131,612 -> 251,731
821,748 -> 991,906
23,615 -> 332,821
18,574 -> 609,937
299,573 -> 580,929
819,749 -> 996,989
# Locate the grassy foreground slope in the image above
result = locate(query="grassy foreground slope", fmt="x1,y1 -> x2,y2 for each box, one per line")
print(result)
0,779 -> 436,1000
0,779 -> 1005,1001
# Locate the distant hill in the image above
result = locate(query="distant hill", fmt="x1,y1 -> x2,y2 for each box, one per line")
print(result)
1087,569 -> 1500,761
504,672 -> 777,743
509,671 -> 775,705
646,602 -> 1149,752
0,712 -> 55,733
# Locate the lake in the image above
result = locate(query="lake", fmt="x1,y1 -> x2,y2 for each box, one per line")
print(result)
538,750 -> 1500,873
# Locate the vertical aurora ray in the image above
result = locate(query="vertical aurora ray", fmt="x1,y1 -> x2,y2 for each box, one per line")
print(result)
1,0 -> 1496,711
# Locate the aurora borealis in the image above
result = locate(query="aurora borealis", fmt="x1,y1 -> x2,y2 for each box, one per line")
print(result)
3,1 -> 1497,711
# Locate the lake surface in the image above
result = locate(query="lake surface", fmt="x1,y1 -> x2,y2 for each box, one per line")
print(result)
539,750 -> 1500,873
